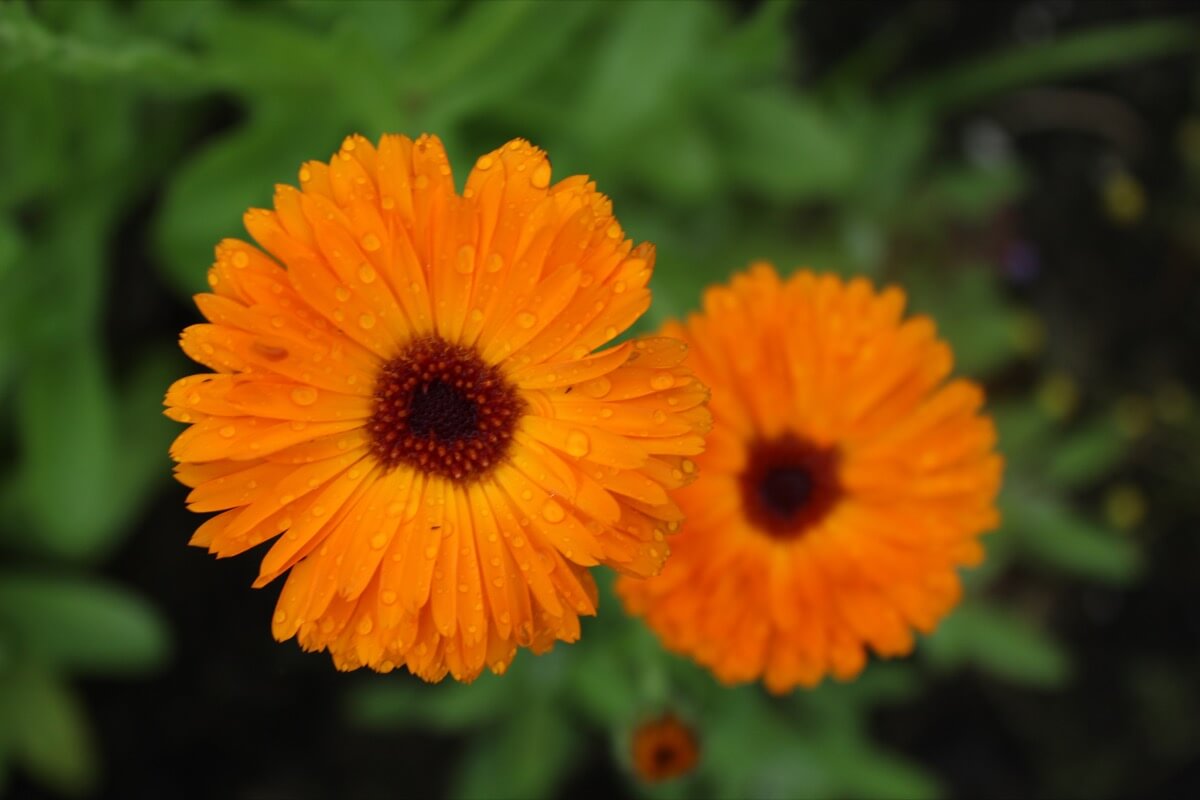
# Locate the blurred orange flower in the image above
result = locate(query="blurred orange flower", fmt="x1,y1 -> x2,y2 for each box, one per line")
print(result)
165,134 -> 710,682
631,714 -> 699,783
618,265 -> 1002,692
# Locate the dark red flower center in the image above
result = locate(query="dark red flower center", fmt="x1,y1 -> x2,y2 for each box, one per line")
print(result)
368,337 -> 525,483
740,434 -> 841,538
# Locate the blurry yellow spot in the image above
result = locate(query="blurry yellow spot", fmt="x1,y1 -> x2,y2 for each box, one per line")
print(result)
1010,311 -> 1046,356
1102,171 -> 1145,226
1104,483 -> 1146,531
1114,395 -> 1153,439
1153,381 -> 1192,424
1037,372 -> 1079,420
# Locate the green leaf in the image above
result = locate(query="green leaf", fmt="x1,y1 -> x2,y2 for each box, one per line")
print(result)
0,668 -> 97,796
15,340 -> 124,559
0,573 -> 169,676
927,603 -> 1069,688
0,4 -> 208,94
909,164 -> 1027,225
1001,490 -> 1141,583
450,701 -> 580,800
712,90 -> 859,201
575,0 -> 717,145
346,672 -> 513,732
899,18 -> 1196,113
1043,420 -> 1127,489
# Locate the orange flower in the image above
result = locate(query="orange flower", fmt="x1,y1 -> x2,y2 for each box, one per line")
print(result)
631,714 -> 699,783
166,134 -> 710,682
617,264 -> 1001,692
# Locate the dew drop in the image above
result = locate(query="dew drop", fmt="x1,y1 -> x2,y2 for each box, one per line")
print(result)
291,387 -> 318,406
273,610 -> 287,624
299,167 -> 311,183
334,286 -> 351,302
606,223 -> 621,239
469,308 -> 485,323
516,311 -> 537,329
651,372 -> 675,390
381,590 -> 397,605
486,253 -> 504,273
565,430 -> 590,457
531,163 -> 551,189
370,533 -> 387,549
424,545 -> 438,559
219,425 -> 236,438
476,154 -> 494,171
541,500 -> 565,523
358,264 -> 376,284
682,459 -> 696,474
359,312 -> 376,330
381,195 -> 396,210
653,410 -> 666,424
232,251 -> 249,268
312,505 -> 327,517
613,280 -> 627,294
360,233 -> 381,252
356,617 -> 374,635
583,376 -> 612,398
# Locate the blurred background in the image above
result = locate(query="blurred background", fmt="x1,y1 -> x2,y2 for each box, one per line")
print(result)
2,0 -> 1199,797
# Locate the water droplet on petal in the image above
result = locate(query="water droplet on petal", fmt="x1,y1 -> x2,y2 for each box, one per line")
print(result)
361,233 -> 381,252
531,163 -> 551,189
541,500 -> 565,523
651,372 -> 675,390
476,154 -> 494,171
359,312 -> 376,330
334,286 -> 351,302
370,533 -> 387,549
291,387 -> 318,406
232,251 -> 249,268
486,254 -> 504,273
381,590 -> 397,605
358,264 -> 376,284
516,311 -> 537,329
356,617 -> 374,635
565,430 -> 590,457
219,425 -> 236,438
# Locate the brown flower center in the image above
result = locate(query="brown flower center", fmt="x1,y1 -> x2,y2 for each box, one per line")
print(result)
368,337 -> 525,483
740,434 -> 841,538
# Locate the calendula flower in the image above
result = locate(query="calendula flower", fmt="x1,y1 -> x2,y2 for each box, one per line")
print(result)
617,265 -> 1001,692
631,714 -> 699,783
166,134 -> 709,682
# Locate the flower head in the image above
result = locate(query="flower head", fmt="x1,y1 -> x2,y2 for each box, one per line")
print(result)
166,134 -> 710,682
631,714 -> 699,783
617,264 -> 1001,692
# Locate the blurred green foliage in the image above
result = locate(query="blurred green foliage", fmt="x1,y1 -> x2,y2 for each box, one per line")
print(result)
0,0 -> 1193,797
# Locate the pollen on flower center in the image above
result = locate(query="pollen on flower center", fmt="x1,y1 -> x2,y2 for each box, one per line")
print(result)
740,434 -> 841,538
368,336 -> 525,482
